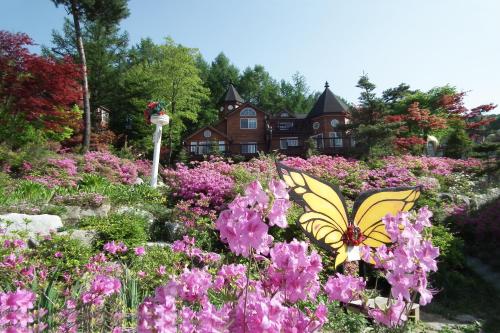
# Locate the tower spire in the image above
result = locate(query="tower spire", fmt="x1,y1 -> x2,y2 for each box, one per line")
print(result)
325,81 -> 330,89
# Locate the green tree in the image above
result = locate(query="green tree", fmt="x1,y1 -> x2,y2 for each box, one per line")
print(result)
348,74 -> 395,158
50,0 -> 129,151
206,53 -> 240,108
239,65 -> 282,112
122,38 -> 209,163
278,72 -> 317,114
44,18 -> 129,116
445,119 -> 472,158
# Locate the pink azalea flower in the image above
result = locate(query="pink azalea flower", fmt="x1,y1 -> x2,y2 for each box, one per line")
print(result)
134,247 -> 146,256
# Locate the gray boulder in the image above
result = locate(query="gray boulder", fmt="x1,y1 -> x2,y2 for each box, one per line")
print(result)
63,203 -> 111,221
115,206 -> 156,225
58,229 -> 97,247
0,213 -> 63,236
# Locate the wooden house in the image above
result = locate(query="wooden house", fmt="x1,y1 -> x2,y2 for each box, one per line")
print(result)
184,82 -> 354,158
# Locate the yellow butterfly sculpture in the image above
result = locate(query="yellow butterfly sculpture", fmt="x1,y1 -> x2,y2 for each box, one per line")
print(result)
277,163 -> 421,268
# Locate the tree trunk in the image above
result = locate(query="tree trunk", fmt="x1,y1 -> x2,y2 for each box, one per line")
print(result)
167,101 -> 175,165
71,0 -> 91,152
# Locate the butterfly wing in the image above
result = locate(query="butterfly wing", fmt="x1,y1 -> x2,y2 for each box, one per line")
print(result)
352,186 -> 421,248
277,163 -> 349,268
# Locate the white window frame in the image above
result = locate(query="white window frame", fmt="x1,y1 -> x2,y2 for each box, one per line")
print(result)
198,141 -> 209,155
312,122 -> 320,130
240,108 -> 256,117
280,137 -> 299,149
329,132 -> 343,147
190,141 -> 197,153
218,141 -> 226,152
330,119 -> 339,128
310,134 -> 324,149
278,121 -> 294,130
240,118 -> 257,129
241,142 -> 257,154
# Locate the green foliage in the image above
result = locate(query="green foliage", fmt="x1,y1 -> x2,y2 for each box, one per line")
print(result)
322,303 -> 369,333
128,245 -> 185,295
122,37 -> 209,162
31,233 -> 94,272
76,174 -> 165,205
445,120 -> 473,158
0,180 -> 55,205
79,213 -> 149,250
430,225 -> 465,270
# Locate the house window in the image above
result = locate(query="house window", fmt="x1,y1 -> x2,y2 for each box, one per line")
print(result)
203,130 -> 212,138
198,141 -> 209,155
329,132 -> 343,147
312,122 -> 320,130
330,119 -> 339,128
240,118 -> 257,129
240,108 -> 256,116
190,142 -> 197,153
280,137 -> 299,149
310,134 -> 323,149
219,141 -> 226,152
241,142 -> 257,154
278,121 -> 293,130
280,112 -> 289,117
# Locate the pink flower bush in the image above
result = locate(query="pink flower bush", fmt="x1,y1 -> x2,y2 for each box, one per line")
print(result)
81,275 -> 121,306
164,161 -> 235,227
360,206 -> 440,329
215,180 -> 290,257
265,239 -> 322,303
0,288 -> 37,332
84,151 -> 140,184
325,273 -> 366,303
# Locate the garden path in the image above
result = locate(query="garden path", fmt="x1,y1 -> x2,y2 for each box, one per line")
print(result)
466,256 -> 500,292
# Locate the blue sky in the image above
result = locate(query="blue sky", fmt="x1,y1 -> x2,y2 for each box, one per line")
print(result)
1,0 -> 499,111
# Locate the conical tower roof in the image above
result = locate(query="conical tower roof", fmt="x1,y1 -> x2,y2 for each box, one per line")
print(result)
307,81 -> 348,118
221,83 -> 245,104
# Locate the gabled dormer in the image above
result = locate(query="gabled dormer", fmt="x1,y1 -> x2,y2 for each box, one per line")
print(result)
219,83 -> 245,119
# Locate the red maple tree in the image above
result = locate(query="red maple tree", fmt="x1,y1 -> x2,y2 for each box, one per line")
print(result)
385,102 -> 447,151
0,31 -> 82,138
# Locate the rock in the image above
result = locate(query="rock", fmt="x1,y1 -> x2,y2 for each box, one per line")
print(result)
115,206 -> 155,225
63,203 -> 111,221
164,221 -> 185,241
455,194 -> 471,207
455,314 -> 479,323
438,193 -> 454,202
0,213 -> 63,237
146,241 -> 170,248
58,229 -> 96,247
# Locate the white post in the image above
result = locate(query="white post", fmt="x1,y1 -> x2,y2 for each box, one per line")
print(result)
150,124 -> 163,188
149,113 -> 170,188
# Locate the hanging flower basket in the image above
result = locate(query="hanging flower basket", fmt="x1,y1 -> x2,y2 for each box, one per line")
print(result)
144,101 -> 169,125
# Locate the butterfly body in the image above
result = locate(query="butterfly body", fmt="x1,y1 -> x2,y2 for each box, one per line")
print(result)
276,163 -> 421,268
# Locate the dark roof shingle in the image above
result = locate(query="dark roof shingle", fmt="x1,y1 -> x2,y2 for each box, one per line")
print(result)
307,82 -> 348,118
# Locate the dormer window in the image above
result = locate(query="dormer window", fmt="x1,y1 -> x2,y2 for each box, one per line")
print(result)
240,108 -> 256,117
280,112 -> 289,117
331,119 -> 339,128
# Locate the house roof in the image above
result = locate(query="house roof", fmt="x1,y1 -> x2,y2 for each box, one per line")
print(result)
307,82 -> 348,118
221,83 -> 245,104
184,125 -> 230,141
